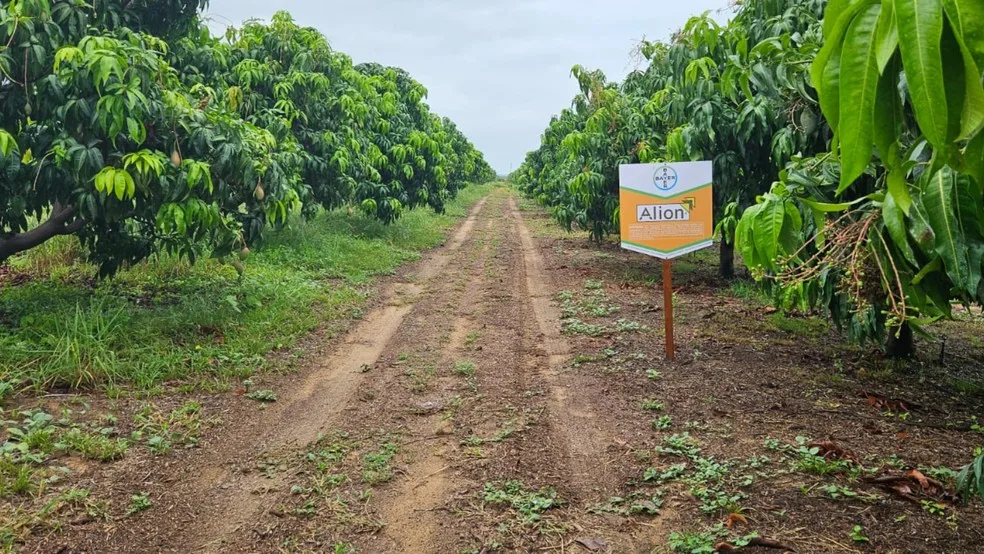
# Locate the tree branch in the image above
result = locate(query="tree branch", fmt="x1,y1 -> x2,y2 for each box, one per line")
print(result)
0,204 -> 85,263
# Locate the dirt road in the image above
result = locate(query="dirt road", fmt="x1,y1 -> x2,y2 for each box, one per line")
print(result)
36,187 -> 984,553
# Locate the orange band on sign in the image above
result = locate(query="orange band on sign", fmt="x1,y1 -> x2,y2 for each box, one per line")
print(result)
618,162 -> 714,260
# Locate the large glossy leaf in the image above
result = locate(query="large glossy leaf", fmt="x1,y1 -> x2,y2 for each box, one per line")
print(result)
874,0 -> 900,72
941,0 -> 984,138
756,197 -> 787,266
874,56 -> 904,159
922,167 -> 972,290
824,0 -> 860,38
813,0 -> 876,134
940,20 -> 976,143
895,0 -> 950,149
942,0 -> 984,70
966,130 -> 984,185
883,188 -> 919,266
838,4 -> 882,193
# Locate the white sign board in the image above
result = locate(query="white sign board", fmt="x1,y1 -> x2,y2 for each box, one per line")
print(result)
618,161 -> 714,260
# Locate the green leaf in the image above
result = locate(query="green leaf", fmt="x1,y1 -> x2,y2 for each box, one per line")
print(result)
755,198 -> 787,266
813,0 -> 875,133
886,168 -> 913,214
941,0 -> 984,139
966,131 -> 984,185
942,0 -> 984,71
824,0 -> 858,38
895,0 -> 949,149
874,56 -> 905,175
838,4 -> 883,193
801,198 -> 863,212
883,188 -> 919,266
874,0 -> 900,72
922,167 -> 971,290
0,129 -> 17,158
912,256 -> 943,284
114,171 -> 127,201
941,20 -> 973,143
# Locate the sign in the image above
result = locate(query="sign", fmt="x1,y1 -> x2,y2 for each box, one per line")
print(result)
618,161 -> 713,362
618,161 -> 713,259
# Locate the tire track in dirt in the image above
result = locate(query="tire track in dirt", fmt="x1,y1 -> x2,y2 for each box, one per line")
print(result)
509,196 -> 616,496
510,196 -> 681,552
171,197 -> 490,552
362,191 -> 554,553
370,214 -> 498,552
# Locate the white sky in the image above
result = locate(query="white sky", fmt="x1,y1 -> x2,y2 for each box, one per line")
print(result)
205,1 -> 732,173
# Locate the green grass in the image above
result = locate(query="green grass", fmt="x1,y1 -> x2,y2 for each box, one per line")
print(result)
0,183 -> 495,393
768,312 -> 830,338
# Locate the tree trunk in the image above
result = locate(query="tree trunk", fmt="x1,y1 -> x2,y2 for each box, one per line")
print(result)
885,322 -> 915,358
719,239 -> 735,280
0,203 -> 84,263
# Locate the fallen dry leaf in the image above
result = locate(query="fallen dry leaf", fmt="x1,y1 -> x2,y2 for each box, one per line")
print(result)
808,440 -> 859,463
724,512 -> 748,528
575,537 -> 609,551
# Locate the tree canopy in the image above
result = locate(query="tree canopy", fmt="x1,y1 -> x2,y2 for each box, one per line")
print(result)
0,1 -> 494,275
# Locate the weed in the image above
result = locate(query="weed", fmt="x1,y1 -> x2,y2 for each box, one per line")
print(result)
922,499 -> 948,517
850,524 -> 869,543
641,399 -> 664,412
614,319 -> 646,332
246,390 -> 277,403
3,410 -> 58,462
667,524 -> 731,554
791,439 -> 852,476
768,313 -> 829,338
127,493 -> 152,515
453,361 -> 478,392
405,367 -> 432,393
58,428 -> 129,461
590,491 -> 663,516
653,415 -> 673,430
362,443 -> 398,485
562,319 -> 606,336
572,354 -> 599,366
584,279 -> 604,291
461,420 -> 520,446
646,370 -> 662,380
131,401 -> 205,454
644,464 -> 687,483
482,480 -> 560,525
0,460 -> 43,498
464,332 -> 481,348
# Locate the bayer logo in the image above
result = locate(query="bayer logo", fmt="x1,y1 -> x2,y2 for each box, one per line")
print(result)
653,165 -> 679,191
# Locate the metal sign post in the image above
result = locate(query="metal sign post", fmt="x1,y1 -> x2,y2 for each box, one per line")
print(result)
618,161 -> 713,361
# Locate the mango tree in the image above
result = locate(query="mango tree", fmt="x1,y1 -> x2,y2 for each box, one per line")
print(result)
516,1 -> 828,279
737,0 -> 984,356
0,2 -> 492,275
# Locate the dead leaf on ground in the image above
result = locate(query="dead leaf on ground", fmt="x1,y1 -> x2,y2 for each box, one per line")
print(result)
808,440 -> 859,463
866,468 -> 959,504
575,537 -> 610,551
723,512 -> 748,528
861,391 -> 918,413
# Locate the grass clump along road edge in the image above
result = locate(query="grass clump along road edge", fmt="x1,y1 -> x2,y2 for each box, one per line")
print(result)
0,183 -> 498,398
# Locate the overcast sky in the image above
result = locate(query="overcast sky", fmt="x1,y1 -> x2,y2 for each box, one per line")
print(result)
204,1 -> 732,174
